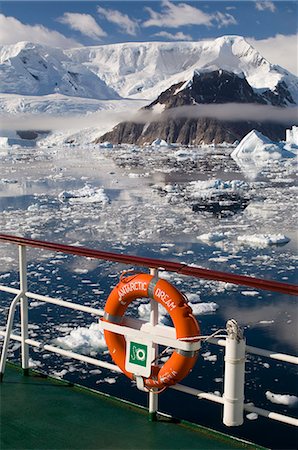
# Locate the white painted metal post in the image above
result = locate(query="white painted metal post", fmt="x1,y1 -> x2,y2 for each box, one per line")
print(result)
223,319 -> 245,427
149,267 -> 158,421
0,292 -> 22,381
19,245 -> 29,375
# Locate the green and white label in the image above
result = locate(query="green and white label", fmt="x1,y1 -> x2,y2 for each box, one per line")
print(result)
125,338 -> 152,377
129,342 -> 148,367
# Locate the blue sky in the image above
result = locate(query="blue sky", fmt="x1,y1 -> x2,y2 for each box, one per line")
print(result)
0,1 -> 297,73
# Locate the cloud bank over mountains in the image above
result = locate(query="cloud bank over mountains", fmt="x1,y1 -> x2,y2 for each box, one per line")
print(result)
0,14 -> 81,49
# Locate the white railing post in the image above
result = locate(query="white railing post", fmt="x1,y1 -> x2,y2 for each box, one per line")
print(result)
19,245 -> 29,375
0,292 -> 23,381
223,319 -> 245,426
149,267 -> 158,421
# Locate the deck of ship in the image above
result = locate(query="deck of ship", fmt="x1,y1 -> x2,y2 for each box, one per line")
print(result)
0,364 -> 263,450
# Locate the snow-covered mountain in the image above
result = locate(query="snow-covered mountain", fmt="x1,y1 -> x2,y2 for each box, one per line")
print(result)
98,69 -> 290,145
0,41 -> 119,100
1,35 -> 298,146
68,35 -> 298,104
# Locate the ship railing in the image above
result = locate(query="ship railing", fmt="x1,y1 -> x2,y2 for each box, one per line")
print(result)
0,234 -> 297,428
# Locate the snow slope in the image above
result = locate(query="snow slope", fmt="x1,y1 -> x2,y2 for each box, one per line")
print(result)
0,93 -> 145,116
68,36 -> 298,103
0,41 -> 119,100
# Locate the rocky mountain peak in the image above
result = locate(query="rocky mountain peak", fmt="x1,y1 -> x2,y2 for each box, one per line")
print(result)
97,69 -> 292,146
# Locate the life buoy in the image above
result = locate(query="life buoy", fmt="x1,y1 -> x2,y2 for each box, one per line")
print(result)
102,273 -> 200,389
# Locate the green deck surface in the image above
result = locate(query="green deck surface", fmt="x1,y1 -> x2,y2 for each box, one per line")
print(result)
1,365 -> 260,450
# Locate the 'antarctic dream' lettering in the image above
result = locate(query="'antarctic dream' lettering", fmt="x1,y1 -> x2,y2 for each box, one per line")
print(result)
118,281 -> 177,311
118,281 -> 147,304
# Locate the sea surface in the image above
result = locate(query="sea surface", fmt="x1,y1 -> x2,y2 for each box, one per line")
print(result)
0,144 -> 297,448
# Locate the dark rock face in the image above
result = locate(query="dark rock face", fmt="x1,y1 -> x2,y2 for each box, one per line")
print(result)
97,70 -> 292,145
262,80 -> 295,106
149,70 -> 265,108
16,130 -> 49,140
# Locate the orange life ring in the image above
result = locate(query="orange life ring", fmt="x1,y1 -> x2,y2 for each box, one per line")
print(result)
102,273 -> 200,389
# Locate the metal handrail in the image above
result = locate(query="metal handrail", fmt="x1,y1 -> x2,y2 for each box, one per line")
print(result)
0,234 -> 297,295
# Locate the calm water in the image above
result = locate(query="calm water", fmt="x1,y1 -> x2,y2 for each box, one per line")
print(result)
0,145 -> 297,448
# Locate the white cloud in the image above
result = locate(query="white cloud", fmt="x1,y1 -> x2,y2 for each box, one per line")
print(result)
255,1 -> 276,13
143,0 -> 213,28
214,12 -> 238,28
0,14 -> 80,49
248,34 -> 298,75
143,0 -> 237,29
154,31 -> 192,41
97,6 -> 139,36
58,13 -> 106,40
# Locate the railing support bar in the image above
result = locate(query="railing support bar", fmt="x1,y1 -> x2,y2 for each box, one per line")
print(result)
0,292 -> 22,381
149,267 -> 158,421
223,320 -> 246,427
19,245 -> 29,375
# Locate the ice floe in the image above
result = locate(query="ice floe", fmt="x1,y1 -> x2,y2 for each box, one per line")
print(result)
197,232 -> 230,243
28,358 -> 43,368
96,377 -> 117,384
99,142 -> 113,149
201,351 -> 217,362
237,234 -> 290,247
151,138 -> 170,147
54,323 -> 107,355
246,412 -> 258,420
188,302 -> 219,315
156,178 -> 250,216
265,391 -> 298,407
58,184 -> 109,204
138,303 -> 167,322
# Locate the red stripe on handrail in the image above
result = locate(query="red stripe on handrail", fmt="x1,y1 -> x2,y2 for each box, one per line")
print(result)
0,234 -> 297,296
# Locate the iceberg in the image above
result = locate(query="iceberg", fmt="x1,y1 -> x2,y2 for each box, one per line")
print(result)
231,130 -> 295,161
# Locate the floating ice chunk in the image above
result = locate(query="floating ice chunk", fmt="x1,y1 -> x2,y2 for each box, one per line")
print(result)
128,172 -> 150,178
190,179 -> 249,196
231,130 -> 296,161
188,302 -> 218,315
58,184 -> 109,204
99,142 -> 113,148
151,138 -> 169,147
197,232 -> 227,243
52,369 -> 68,378
54,322 -> 107,355
27,203 -> 40,211
28,358 -> 42,368
285,125 -> 298,146
90,369 -> 102,375
265,391 -> 298,407
185,292 -> 201,303
201,352 -> 217,362
96,377 -> 117,384
241,291 -> 259,297
246,412 -> 258,420
237,234 -> 290,247
138,303 -> 167,322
